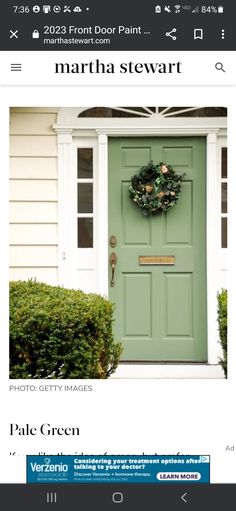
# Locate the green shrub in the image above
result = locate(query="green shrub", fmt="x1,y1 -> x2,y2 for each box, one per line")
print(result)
217,289 -> 227,378
10,280 -> 122,379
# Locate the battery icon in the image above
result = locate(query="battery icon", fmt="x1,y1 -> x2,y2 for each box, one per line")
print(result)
218,6 -> 224,13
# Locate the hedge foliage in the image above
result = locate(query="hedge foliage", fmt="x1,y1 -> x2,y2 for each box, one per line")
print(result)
10,280 -> 122,379
217,289 -> 227,378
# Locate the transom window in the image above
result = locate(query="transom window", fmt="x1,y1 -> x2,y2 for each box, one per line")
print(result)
78,106 -> 227,118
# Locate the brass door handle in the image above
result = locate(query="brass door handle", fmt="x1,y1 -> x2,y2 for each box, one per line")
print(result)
110,252 -> 117,287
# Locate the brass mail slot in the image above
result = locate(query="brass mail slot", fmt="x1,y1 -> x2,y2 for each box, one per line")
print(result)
139,255 -> 175,265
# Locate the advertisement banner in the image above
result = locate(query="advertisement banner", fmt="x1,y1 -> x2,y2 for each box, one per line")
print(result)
27,455 -> 210,484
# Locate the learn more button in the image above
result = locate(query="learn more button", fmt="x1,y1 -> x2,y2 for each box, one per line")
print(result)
157,472 -> 201,481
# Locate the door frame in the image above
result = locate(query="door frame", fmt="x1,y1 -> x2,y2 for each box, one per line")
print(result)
54,115 -> 227,366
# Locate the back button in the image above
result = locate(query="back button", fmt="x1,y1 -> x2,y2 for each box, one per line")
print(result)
181,491 -> 188,503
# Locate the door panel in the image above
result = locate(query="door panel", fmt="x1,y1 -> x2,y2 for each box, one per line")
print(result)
108,137 -> 207,362
122,273 -> 152,338
163,273 -> 193,337
164,181 -> 192,244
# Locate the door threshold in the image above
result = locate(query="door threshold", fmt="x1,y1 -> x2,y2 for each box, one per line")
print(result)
110,364 -> 224,379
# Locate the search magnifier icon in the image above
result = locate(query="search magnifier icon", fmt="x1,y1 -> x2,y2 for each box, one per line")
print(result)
215,62 -> 225,72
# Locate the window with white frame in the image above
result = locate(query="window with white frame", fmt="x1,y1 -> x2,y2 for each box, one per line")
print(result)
77,148 -> 94,248
221,147 -> 227,248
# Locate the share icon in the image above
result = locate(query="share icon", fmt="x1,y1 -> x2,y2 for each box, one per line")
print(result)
165,27 -> 177,40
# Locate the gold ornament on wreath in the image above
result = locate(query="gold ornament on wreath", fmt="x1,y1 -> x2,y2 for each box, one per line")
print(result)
128,161 -> 185,216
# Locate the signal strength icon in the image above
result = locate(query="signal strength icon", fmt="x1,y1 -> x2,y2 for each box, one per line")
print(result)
192,6 -> 199,13
175,5 -> 181,13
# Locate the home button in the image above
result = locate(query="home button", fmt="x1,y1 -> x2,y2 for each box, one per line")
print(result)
112,492 -> 124,504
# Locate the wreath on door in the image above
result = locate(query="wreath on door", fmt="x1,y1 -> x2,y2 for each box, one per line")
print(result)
128,161 -> 185,215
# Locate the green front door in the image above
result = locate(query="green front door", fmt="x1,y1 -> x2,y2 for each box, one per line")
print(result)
108,137 -> 207,362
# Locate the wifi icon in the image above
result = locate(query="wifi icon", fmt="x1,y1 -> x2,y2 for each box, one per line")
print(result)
175,5 -> 181,13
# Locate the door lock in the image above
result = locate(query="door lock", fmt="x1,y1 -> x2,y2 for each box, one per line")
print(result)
109,235 -> 117,248
110,252 -> 117,287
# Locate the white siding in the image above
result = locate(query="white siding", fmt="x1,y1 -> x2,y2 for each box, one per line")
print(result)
10,246 -> 58,267
10,113 -> 57,135
10,224 -> 58,245
10,158 -> 58,179
10,202 -> 58,223
9,267 -> 58,286
10,180 -> 58,201
10,136 -> 57,157
10,107 -> 59,285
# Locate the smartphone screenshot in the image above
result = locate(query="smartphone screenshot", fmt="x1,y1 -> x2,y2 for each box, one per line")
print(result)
0,1 -> 235,509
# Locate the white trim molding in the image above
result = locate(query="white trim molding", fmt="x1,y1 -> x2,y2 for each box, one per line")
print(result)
97,134 -> 109,296
57,128 -> 73,288
111,364 -> 223,379
207,133 -> 220,365
54,108 -> 226,378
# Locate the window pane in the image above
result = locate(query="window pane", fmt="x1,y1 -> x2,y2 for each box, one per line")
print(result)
78,107 -> 227,118
159,107 -> 227,117
77,183 -> 93,213
78,107 -> 155,118
221,183 -> 227,213
221,218 -> 227,248
78,218 -> 93,248
185,107 -> 227,117
221,147 -> 227,178
77,148 -> 93,178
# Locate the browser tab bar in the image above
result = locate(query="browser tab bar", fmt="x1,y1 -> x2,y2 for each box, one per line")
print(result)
1,1 -> 235,50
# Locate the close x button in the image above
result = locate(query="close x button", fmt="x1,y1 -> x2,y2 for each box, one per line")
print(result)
9,29 -> 19,39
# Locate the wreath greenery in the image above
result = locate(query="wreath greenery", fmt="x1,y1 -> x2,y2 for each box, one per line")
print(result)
129,161 -> 185,215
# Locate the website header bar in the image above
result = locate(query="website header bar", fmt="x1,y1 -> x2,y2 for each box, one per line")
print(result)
1,51 -> 235,85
